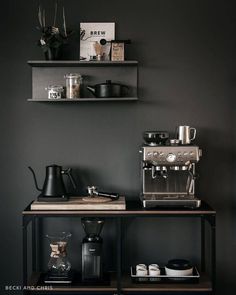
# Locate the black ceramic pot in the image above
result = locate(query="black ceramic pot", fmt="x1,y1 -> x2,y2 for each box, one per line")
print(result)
44,47 -> 61,60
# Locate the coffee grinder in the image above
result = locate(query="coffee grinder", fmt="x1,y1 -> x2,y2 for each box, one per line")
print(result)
81,218 -> 104,282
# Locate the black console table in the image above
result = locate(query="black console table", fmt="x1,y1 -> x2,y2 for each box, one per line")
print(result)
22,201 -> 216,294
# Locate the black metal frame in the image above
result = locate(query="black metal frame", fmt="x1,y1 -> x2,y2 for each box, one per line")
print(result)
22,203 -> 216,295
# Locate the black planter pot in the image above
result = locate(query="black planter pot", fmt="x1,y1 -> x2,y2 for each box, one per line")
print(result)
44,47 -> 61,60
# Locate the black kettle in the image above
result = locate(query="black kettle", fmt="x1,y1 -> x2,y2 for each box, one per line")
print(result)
28,165 -> 76,202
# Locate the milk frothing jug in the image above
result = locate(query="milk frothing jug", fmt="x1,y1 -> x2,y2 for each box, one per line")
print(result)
177,126 -> 196,145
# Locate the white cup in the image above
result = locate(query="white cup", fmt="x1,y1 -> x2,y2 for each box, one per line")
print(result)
149,268 -> 161,276
136,264 -> 147,270
149,264 -> 159,270
136,268 -> 148,276
136,264 -> 148,276
148,264 -> 160,276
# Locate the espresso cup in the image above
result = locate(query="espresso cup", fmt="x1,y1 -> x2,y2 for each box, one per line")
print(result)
148,264 -> 160,276
149,268 -> 161,276
136,264 -> 147,276
177,125 -> 196,145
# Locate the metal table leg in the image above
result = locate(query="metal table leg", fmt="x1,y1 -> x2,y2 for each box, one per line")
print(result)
211,215 -> 216,295
201,216 -> 206,272
116,217 -> 122,295
206,214 -> 216,294
23,215 -> 31,295
32,216 -> 36,272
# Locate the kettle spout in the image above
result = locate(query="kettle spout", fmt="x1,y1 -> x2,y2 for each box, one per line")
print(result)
87,86 -> 96,95
28,166 -> 42,192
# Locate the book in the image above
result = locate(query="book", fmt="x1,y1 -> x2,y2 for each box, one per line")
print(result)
80,22 -> 115,61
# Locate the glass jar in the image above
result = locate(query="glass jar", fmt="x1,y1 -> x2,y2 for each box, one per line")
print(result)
46,232 -> 72,277
46,85 -> 64,99
65,73 -> 82,99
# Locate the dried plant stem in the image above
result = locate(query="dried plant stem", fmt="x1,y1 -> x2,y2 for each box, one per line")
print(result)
38,6 -> 42,28
53,1 -> 58,27
62,7 -> 67,37
43,9 -> 46,27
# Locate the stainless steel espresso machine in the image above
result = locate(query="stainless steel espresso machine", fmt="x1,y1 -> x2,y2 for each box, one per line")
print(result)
140,129 -> 202,209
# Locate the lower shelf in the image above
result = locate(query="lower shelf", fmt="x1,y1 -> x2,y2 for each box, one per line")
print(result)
27,272 -> 212,293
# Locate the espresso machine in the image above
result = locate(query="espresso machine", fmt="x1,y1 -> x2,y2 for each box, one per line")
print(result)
81,218 -> 104,282
140,130 -> 202,208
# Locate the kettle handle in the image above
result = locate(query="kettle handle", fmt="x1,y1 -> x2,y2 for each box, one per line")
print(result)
28,166 -> 42,192
62,168 -> 77,190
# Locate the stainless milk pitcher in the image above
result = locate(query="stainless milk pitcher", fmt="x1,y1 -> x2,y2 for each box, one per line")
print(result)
177,125 -> 196,145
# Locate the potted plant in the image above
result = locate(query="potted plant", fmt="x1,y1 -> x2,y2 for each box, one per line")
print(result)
37,2 -> 72,60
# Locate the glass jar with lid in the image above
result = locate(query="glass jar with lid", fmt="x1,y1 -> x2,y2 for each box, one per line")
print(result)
65,73 -> 82,99
46,85 -> 64,99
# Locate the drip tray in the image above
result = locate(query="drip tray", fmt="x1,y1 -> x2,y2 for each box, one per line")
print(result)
142,196 -> 201,209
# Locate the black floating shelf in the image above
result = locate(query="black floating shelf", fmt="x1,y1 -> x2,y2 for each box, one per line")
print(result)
28,60 -> 138,67
27,97 -> 138,102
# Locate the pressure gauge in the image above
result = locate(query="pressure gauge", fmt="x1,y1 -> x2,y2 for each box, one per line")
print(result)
166,153 -> 176,163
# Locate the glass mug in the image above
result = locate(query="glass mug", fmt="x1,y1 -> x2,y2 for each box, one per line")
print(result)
177,125 -> 196,145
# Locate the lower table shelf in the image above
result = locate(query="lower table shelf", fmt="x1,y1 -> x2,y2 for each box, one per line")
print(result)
27,272 -> 212,293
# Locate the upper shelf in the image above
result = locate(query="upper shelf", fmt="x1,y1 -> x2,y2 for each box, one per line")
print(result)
28,60 -> 139,67
22,200 -> 216,216
27,97 -> 138,102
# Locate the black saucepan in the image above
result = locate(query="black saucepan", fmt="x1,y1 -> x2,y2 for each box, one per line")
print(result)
87,80 -> 129,98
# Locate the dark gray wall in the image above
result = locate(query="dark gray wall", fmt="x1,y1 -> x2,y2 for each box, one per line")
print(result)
0,0 -> 236,294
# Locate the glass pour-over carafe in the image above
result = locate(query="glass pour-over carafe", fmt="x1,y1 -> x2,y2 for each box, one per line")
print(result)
46,232 -> 72,280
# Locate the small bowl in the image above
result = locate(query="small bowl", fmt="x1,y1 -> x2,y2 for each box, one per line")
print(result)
165,266 -> 193,277
165,259 -> 193,277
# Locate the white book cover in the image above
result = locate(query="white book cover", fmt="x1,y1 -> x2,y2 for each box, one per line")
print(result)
80,22 -> 115,61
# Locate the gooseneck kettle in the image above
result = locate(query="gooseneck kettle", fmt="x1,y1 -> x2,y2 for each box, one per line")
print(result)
28,164 -> 76,202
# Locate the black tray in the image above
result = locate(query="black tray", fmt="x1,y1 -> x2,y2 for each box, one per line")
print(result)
130,266 -> 200,284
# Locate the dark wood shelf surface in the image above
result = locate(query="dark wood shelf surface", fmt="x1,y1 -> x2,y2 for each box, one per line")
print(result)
27,97 -> 138,102
27,272 -> 212,293
121,273 -> 212,292
28,272 -> 117,292
22,200 -> 216,216
28,60 -> 138,67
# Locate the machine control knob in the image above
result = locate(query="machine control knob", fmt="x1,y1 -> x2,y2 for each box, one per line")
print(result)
183,152 -> 188,156
153,152 -> 158,157
147,152 -> 153,157
166,153 -> 177,163
159,152 -> 164,156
